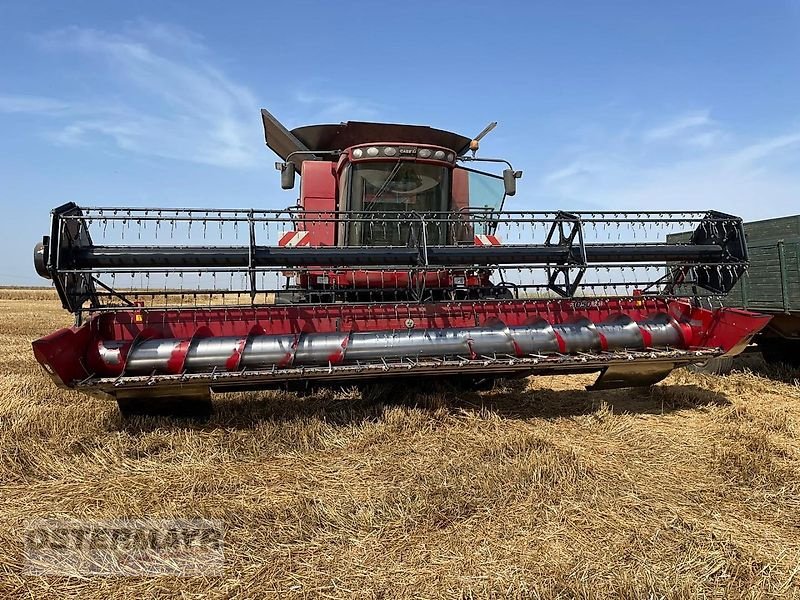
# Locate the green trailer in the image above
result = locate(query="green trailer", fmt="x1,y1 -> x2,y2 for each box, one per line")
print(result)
726,215 -> 800,364
671,214 -> 800,366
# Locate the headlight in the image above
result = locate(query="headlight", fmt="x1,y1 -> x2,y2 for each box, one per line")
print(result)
383,147 -> 397,157
418,148 -> 432,158
367,147 -> 379,157
352,148 -> 363,158
434,150 -> 446,160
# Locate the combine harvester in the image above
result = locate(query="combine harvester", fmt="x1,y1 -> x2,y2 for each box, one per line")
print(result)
32,108 -> 770,415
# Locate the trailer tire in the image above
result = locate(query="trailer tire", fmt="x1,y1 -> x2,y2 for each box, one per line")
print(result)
759,339 -> 800,367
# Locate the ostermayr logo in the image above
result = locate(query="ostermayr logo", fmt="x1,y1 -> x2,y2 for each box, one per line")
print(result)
23,518 -> 225,576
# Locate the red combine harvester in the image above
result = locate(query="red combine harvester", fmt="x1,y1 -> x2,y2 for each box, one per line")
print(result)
32,108 -> 770,415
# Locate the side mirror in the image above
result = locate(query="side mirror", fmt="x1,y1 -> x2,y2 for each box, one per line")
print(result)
503,168 -> 520,197
278,161 -> 296,190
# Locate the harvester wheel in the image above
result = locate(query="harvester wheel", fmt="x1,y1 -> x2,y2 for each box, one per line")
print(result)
490,284 -> 515,300
116,395 -> 213,420
470,376 -> 498,391
444,376 -> 497,392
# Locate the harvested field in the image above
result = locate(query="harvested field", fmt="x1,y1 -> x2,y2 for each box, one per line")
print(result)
1,290 -> 799,598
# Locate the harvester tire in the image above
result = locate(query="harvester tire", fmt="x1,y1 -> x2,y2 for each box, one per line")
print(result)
444,376 -> 498,392
116,396 -> 213,420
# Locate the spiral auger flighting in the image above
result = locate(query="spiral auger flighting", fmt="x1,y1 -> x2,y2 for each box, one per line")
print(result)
30,109 -> 772,414
96,311 -> 686,375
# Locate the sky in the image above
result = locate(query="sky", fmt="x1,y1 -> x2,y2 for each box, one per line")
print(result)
1,1 -> 800,284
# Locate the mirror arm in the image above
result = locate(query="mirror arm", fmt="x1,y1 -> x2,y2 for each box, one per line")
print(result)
284,149 -> 340,163
457,156 -> 515,171
458,156 -> 523,198
457,156 -> 523,179
276,150 -> 340,190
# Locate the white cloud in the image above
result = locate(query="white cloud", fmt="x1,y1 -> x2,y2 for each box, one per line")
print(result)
5,22 -> 263,169
293,90 -> 382,123
538,111 -> 800,220
542,162 -> 595,185
643,110 -> 713,142
0,94 -> 71,115
724,132 -> 800,168
685,130 -> 724,148
6,23 -> 389,167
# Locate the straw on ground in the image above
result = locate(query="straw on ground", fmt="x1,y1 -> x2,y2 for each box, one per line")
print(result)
1,290 -> 799,598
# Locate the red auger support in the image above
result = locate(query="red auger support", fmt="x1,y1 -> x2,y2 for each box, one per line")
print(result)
32,298 -> 771,399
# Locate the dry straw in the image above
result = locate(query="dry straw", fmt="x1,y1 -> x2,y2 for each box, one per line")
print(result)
0,291 -> 799,598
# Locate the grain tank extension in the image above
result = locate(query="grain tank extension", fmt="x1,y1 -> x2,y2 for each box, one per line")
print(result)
31,108 -> 771,413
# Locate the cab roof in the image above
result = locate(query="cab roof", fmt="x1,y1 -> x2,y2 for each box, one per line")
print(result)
261,108 -> 472,167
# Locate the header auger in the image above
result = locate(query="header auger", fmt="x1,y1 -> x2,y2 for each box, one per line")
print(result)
32,108 -> 771,415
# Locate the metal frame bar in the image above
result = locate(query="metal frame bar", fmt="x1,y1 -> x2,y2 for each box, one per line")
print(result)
38,205 -> 749,317
79,347 -> 722,394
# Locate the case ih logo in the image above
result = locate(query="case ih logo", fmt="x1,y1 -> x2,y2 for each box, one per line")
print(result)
474,234 -> 502,246
278,231 -> 311,247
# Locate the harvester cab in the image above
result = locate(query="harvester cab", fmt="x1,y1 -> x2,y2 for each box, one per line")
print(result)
261,109 -> 521,302
31,106 -> 771,416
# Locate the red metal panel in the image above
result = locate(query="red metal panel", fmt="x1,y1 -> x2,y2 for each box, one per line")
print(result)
452,167 -> 469,212
299,161 -> 337,245
95,298 -> 687,339
31,298 -> 772,385
31,325 -> 93,387
679,302 -> 772,354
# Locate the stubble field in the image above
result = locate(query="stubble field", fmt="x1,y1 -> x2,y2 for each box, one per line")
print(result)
0,289 -> 799,598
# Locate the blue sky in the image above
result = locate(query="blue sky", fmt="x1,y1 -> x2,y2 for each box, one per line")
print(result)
2,1 -> 800,284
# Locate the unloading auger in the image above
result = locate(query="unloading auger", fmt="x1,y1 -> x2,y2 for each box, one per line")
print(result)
31,108 -> 770,415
